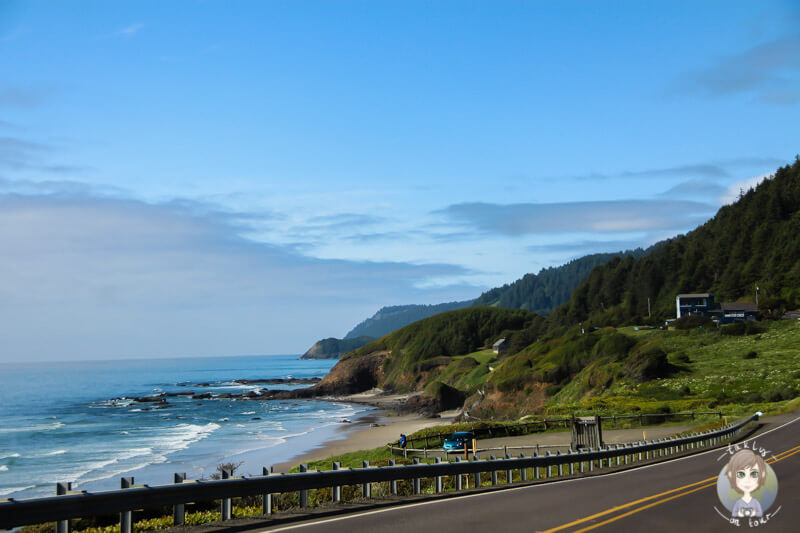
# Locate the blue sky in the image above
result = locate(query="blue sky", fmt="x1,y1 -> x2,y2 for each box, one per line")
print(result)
1,1 -> 798,361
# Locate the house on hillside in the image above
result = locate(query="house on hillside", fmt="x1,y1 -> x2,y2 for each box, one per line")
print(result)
719,302 -> 759,324
676,293 -> 716,318
675,292 -> 759,324
492,338 -> 507,354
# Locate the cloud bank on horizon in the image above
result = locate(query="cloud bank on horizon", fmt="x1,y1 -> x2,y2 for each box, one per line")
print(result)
0,1 -> 797,361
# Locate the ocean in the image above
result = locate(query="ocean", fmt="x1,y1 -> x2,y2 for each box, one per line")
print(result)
0,355 -> 371,500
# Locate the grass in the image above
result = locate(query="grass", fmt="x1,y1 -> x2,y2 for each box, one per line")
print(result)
545,320 -> 800,417
289,447 -> 398,471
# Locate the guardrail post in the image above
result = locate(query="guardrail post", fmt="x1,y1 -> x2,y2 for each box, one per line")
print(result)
520,454 -> 527,481
299,464 -> 309,507
56,482 -> 71,533
388,460 -> 397,495
435,457 -> 443,493
490,456 -> 498,485
557,451 -> 564,476
362,461 -> 371,498
569,450 -> 575,475
120,477 -> 133,533
262,467 -> 272,515
455,457 -> 463,490
546,451 -> 552,478
588,449 -> 594,472
638,444 -> 643,462
472,454 -> 480,488
172,473 -> 186,524
615,444 -> 621,466
504,454 -> 512,484
534,452 -> 540,479
332,462 -> 342,501
413,458 -> 421,494
221,468 -> 232,520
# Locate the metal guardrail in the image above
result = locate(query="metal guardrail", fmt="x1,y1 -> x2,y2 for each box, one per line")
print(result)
0,412 -> 758,530
395,411 -> 723,449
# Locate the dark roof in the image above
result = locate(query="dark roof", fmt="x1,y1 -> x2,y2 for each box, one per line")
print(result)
782,310 -> 800,319
677,293 -> 712,298
720,302 -> 758,312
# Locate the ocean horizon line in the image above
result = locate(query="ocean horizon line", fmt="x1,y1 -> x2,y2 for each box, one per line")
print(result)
0,352 -> 308,367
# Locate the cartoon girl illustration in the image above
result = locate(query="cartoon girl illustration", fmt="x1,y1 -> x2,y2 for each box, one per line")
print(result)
725,449 -> 767,518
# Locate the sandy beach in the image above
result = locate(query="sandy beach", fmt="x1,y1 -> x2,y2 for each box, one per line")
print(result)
252,388 -> 696,474
270,411 -> 456,472
263,389 -> 456,472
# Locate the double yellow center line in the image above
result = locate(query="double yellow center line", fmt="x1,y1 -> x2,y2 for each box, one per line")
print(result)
541,443 -> 800,533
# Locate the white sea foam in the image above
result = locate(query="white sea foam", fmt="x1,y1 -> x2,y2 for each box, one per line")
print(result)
241,411 -> 256,415
43,450 -> 67,456
47,447 -> 157,485
0,453 -> 20,459
0,485 -> 35,496
0,422 -> 63,434
0,465 -> 8,471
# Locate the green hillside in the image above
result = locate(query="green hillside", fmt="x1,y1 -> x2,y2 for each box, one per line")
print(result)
316,157 -> 800,420
549,158 -> 800,329
473,251 -> 645,315
343,306 -> 540,391
344,300 -> 474,339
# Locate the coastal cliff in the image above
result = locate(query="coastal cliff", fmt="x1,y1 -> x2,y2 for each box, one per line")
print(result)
301,336 -> 375,359
282,158 -> 800,419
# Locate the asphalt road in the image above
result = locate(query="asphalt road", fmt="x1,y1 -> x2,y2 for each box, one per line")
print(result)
247,411 -> 799,533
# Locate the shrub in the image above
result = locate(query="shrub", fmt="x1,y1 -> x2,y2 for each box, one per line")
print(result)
720,321 -> 765,336
674,315 -> 715,330
625,347 -> 671,382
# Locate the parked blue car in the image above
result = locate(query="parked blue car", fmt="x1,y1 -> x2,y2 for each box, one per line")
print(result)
443,431 -> 474,453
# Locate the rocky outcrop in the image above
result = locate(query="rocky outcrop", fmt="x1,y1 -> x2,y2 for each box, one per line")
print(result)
400,382 -> 466,416
234,377 -> 321,385
264,351 -> 389,399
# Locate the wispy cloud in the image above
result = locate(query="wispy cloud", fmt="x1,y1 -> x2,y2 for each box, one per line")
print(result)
658,179 -> 727,200
677,34 -> 800,105
119,23 -> 144,37
571,163 -> 728,181
0,136 -> 50,169
0,187 -> 474,360
719,173 -> 774,205
527,240 -> 647,255
0,87 -> 43,108
0,135 -> 91,175
435,199 -> 716,236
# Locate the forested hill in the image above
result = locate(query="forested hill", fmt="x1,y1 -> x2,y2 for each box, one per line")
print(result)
549,157 -> 800,328
344,300 -> 474,339
472,251 -> 645,315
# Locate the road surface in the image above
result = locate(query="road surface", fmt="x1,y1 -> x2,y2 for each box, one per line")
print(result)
239,410 -> 798,532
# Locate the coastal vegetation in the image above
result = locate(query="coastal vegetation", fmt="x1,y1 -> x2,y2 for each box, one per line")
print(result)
307,158 -> 800,419
549,157 -> 800,329
472,251 -> 645,315
300,336 -> 376,359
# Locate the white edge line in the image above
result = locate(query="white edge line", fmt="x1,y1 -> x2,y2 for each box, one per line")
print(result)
256,413 -> 800,532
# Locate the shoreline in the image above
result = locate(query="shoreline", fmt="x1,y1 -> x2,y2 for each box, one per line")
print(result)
259,389 -> 461,473
270,409 -> 457,473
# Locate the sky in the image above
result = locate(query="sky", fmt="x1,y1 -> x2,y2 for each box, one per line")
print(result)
1,1 -> 798,362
